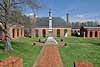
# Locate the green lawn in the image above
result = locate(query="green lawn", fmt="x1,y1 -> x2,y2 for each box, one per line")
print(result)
0,37 -> 100,67
0,37 -> 42,67
59,37 -> 100,67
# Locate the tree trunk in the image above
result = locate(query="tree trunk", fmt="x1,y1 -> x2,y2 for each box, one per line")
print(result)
4,30 -> 13,51
4,5 -> 14,51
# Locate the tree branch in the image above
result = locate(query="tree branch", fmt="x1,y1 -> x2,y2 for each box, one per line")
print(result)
3,0 -> 7,9
0,20 -> 5,27
0,3 -> 5,9
11,1 -> 25,6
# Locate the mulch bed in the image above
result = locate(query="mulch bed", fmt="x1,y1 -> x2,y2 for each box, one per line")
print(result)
74,61 -> 94,67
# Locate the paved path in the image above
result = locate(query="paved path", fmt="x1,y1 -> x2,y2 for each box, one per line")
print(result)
33,45 -> 64,67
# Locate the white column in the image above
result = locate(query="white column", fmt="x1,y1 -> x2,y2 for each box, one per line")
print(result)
49,17 -> 52,29
48,9 -> 53,33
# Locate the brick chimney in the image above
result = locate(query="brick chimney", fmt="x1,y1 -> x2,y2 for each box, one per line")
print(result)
66,13 -> 69,24
66,13 -> 71,27
33,14 -> 37,24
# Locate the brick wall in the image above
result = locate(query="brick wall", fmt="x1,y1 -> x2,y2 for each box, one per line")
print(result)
80,29 -> 100,38
1,32 -> 5,41
74,61 -> 94,67
8,25 -> 24,39
80,27 -> 100,38
0,56 -> 23,67
32,28 -> 71,38
67,28 -> 72,37
1,26 -> 24,41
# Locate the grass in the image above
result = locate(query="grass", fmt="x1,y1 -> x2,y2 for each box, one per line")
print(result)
56,37 -> 100,43
59,37 -> 100,67
0,37 -> 100,67
0,37 -> 42,67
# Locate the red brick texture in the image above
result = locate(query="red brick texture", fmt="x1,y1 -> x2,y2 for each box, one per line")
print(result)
86,30 -> 100,38
0,56 -> 23,67
33,46 -> 64,67
80,27 -> 100,38
31,28 -> 71,38
9,25 -> 24,39
1,25 -> 24,41
1,32 -> 5,41
75,61 -> 94,67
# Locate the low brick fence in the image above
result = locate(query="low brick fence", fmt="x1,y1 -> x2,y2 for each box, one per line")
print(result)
74,61 -> 94,67
0,56 -> 23,67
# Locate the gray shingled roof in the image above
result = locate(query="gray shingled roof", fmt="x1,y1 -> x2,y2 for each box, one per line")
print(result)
84,26 -> 100,29
33,17 -> 67,28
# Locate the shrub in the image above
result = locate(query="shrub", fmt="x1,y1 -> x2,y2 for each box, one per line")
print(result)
64,43 -> 67,46
61,39 -> 63,42
39,39 -> 41,42
32,42 -> 36,46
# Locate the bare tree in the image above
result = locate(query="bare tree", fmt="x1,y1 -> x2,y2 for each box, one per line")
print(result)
0,0 -> 42,52
0,0 -> 14,51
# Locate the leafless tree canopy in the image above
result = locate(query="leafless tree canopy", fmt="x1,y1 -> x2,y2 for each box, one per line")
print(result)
0,0 -> 43,51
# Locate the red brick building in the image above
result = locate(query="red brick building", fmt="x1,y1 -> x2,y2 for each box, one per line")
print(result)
8,24 -> 24,39
0,24 -> 24,40
80,26 -> 100,38
31,17 -> 71,38
31,11 -> 71,38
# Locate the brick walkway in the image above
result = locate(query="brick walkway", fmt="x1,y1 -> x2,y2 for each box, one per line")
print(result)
33,45 -> 64,67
